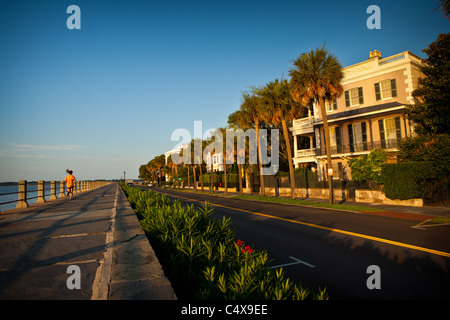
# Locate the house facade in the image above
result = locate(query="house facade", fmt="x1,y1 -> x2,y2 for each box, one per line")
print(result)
205,152 -> 224,172
290,50 -> 425,181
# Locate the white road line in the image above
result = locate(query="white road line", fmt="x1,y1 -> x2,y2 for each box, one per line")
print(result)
412,222 -> 450,230
269,256 -> 315,269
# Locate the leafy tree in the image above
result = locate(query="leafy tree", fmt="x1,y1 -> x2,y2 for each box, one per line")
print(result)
398,134 -> 450,174
400,33 -> 450,178
139,164 -> 151,182
408,33 -> 450,135
289,45 -> 344,203
347,149 -> 387,185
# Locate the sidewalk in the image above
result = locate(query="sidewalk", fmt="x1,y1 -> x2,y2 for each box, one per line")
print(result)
0,183 -> 176,300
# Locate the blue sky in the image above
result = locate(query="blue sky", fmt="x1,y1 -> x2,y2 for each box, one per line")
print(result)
0,0 -> 448,181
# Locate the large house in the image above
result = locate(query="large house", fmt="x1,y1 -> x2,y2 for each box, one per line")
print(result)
290,50 -> 425,181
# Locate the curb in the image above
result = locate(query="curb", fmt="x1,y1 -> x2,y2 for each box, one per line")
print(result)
108,186 -> 177,300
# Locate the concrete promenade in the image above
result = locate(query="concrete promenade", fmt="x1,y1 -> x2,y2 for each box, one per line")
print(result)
0,183 -> 176,300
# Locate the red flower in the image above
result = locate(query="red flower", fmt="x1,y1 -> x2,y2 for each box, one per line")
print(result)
235,239 -> 244,247
242,246 -> 254,254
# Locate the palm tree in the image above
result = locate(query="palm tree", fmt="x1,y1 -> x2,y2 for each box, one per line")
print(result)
289,46 -> 344,203
438,0 -> 450,20
227,110 -> 245,195
255,78 -> 304,199
203,133 -> 217,194
190,138 -> 200,190
216,127 -> 230,196
239,92 -> 266,196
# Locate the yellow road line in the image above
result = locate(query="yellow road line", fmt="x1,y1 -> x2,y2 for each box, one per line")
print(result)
156,190 -> 450,258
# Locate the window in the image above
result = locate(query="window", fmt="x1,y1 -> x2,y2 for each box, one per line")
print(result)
375,79 -> 397,100
326,98 -> 338,112
345,87 -> 364,107
378,117 -> 401,148
348,122 -> 368,152
296,135 -> 313,150
324,126 -> 342,153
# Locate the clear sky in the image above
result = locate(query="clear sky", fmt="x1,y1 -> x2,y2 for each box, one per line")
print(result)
0,0 -> 448,182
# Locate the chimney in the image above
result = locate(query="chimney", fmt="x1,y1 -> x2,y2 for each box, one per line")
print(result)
368,50 -> 382,60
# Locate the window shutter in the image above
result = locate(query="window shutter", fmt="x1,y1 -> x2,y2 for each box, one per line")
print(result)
395,117 -> 401,139
335,127 -> 341,144
345,91 -> 350,107
361,122 -> 368,150
333,98 -> 338,110
358,87 -> 364,105
374,82 -> 381,100
335,127 -> 341,152
391,79 -> 397,97
378,119 -> 386,148
348,124 -> 354,152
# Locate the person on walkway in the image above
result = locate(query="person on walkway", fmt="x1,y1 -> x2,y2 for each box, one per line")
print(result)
64,169 -> 77,200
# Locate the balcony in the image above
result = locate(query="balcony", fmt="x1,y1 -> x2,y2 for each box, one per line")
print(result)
315,139 -> 403,156
295,149 -> 316,158
291,117 -> 314,135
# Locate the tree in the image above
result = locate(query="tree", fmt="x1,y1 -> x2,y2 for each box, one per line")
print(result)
216,127 -> 230,196
347,149 -> 387,186
228,109 -> 248,196
255,78 -> 304,199
289,46 -> 344,203
238,92 -> 267,196
408,33 -> 450,136
166,155 -> 176,187
398,134 -> 450,174
437,0 -> 450,20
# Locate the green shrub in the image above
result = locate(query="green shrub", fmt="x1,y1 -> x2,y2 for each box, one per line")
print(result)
121,184 -> 328,300
380,162 -> 437,200
347,148 -> 387,184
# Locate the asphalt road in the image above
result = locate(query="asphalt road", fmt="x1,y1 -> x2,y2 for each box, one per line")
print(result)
146,187 -> 450,300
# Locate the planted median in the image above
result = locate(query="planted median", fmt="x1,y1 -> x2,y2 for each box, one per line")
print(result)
121,184 -> 328,300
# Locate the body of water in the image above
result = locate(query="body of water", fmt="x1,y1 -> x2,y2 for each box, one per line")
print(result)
0,183 -> 66,212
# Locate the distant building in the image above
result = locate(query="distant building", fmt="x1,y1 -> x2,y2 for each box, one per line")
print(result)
164,146 -> 184,165
205,151 -> 223,172
290,50 -> 425,180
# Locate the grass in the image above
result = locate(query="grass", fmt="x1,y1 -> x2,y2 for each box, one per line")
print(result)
429,216 -> 450,224
233,194 -> 384,212
160,186 -> 384,212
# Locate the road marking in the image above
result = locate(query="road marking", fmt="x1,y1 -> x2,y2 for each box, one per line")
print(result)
269,256 -> 315,269
157,190 -> 450,259
411,219 -> 431,230
412,219 -> 450,230
0,232 -> 105,243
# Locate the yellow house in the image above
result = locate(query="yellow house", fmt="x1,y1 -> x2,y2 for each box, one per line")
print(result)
290,50 -> 425,180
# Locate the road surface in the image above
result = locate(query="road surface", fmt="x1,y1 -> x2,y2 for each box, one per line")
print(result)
146,187 -> 450,300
